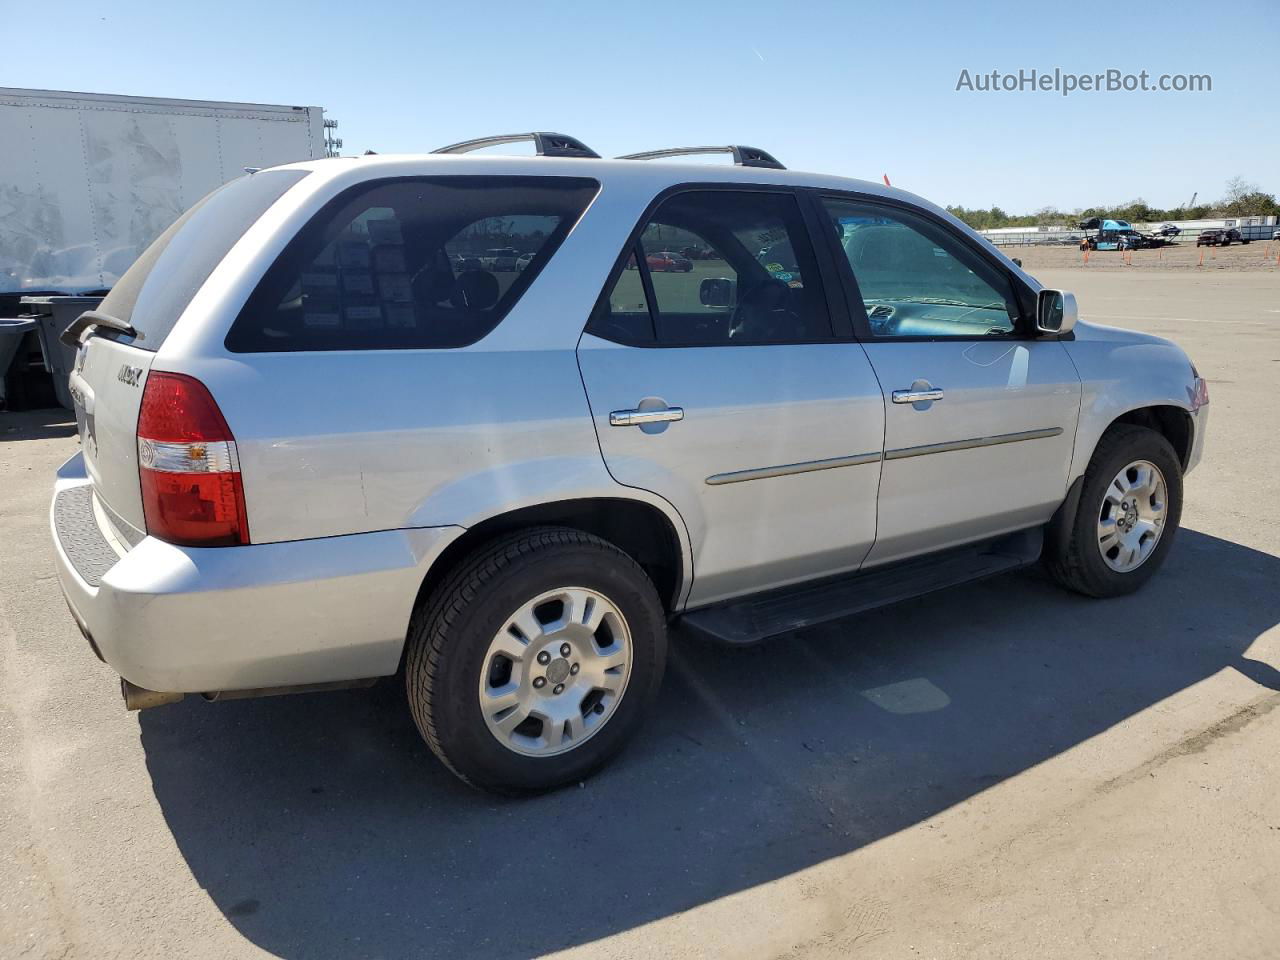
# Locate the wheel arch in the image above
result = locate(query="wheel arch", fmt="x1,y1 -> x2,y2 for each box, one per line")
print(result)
1108,404 -> 1194,469
1053,403 -> 1192,550
409,497 -> 689,636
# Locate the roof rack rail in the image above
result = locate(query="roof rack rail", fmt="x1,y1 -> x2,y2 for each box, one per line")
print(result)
431,132 -> 600,159
616,145 -> 785,170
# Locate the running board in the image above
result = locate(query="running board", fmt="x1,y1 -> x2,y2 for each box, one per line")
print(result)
679,529 -> 1043,646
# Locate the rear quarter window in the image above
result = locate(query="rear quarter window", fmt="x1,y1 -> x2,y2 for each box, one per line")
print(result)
96,169 -> 310,350
225,176 -> 599,352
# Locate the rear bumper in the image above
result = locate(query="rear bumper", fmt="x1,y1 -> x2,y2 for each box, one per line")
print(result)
51,452 -> 463,694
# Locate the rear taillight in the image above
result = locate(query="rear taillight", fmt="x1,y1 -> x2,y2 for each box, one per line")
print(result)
136,372 -> 249,547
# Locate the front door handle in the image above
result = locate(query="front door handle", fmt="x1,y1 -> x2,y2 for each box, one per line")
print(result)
609,407 -> 685,427
891,387 -> 944,404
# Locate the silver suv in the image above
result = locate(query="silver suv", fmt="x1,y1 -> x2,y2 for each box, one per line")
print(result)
50,134 -> 1208,794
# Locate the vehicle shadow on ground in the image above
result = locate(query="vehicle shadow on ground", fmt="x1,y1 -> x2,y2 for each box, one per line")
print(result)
0,407 -> 76,443
138,528 -> 1280,959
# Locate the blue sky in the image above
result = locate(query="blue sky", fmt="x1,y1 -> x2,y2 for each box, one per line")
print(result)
4,0 -> 1276,212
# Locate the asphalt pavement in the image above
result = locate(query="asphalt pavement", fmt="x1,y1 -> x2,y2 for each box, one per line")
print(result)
2,267 -> 1278,959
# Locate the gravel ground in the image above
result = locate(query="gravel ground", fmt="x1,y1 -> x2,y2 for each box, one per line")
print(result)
1011,239 -> 1280,272
1,266 -> 1278,959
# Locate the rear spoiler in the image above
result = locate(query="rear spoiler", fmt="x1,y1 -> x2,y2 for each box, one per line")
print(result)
60,310 -> 136,347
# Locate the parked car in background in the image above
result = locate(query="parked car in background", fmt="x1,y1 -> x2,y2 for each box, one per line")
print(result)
681,245 -> 717,260
49,136 -> 1208,795
1156,223 -> 1181,237
515,252 -> 535,271
1120,232 -> 1175,251
1273,228 -> 1280,241
484,248 -> 521,271
646,251 -> 693,272
1196,229 -> 1247,247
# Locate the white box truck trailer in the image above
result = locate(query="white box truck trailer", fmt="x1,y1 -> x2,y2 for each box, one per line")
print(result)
0,88 -> 331,407
0,87 -> 329,295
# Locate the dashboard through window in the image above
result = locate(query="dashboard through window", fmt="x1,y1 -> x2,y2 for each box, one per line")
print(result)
821,198 -> 1019,339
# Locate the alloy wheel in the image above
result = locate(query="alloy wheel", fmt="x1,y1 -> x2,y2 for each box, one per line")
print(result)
1097,459 -> 1168,573
477,587 -> 632,757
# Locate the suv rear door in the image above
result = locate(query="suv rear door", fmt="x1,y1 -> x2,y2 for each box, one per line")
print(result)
817,194 -> 1080,566
578,187 -> 885,607
66,170 -> 308,539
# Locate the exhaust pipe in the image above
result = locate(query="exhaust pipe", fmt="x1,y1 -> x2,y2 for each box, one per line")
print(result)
121,679 -> 185,711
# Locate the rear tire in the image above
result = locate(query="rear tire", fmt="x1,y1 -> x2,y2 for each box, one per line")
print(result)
1045,424 -> 1183,598
405,526 -> 667,794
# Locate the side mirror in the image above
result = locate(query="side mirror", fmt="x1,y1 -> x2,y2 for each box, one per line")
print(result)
1036,289 -> 1077,336
1011,257 -> 1023,268
699,277 -> 735,308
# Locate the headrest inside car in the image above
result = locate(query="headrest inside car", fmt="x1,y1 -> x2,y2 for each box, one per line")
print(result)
452,270 -> 500,311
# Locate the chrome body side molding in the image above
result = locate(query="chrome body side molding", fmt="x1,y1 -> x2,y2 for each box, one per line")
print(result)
885,427 -> 1064,462
705,452 -> 882,486
706,428 -> 1064,484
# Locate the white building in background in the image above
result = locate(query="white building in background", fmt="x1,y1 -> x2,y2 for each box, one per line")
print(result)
0,87 -> 333,295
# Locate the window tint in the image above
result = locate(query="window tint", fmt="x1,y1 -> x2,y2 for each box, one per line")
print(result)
589,245 -> 654,343
227,176 -> 598,352
822,198 -> 1019,339
589,190 -> 831,346
96,169 -> 309,350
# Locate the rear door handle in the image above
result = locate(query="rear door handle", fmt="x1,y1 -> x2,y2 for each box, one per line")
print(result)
609,407 -> 684,427
891,388 -> 944,404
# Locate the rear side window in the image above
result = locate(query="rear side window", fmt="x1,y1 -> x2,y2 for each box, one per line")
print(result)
226,176 -> 598,352
97,169 -> 309,351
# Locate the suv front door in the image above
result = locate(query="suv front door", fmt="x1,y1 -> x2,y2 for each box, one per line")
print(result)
818,195 -> 1081,567
578,187 -> 885,607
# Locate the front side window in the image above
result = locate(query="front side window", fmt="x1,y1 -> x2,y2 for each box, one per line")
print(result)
227,176 -> 598,351
821,198 -> 1019,339
590,190 -> 832,346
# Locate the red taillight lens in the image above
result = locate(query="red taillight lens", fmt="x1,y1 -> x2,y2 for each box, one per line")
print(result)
137,372 -> 249,547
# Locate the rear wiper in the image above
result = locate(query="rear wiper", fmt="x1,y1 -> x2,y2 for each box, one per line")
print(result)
60,310 -> 137,347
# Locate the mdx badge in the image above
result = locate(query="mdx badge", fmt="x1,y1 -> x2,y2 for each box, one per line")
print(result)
118,365 -> 143,387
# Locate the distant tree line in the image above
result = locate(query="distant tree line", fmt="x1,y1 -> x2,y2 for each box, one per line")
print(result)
946,177 -> 1280,230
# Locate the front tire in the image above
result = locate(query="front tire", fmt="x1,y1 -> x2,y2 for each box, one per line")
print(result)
1045,424 -> 1183,598
405,527 -> 667,794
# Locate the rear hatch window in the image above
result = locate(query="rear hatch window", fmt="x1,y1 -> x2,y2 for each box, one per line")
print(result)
96,169 -> 309,350
225,176 -> 599,351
